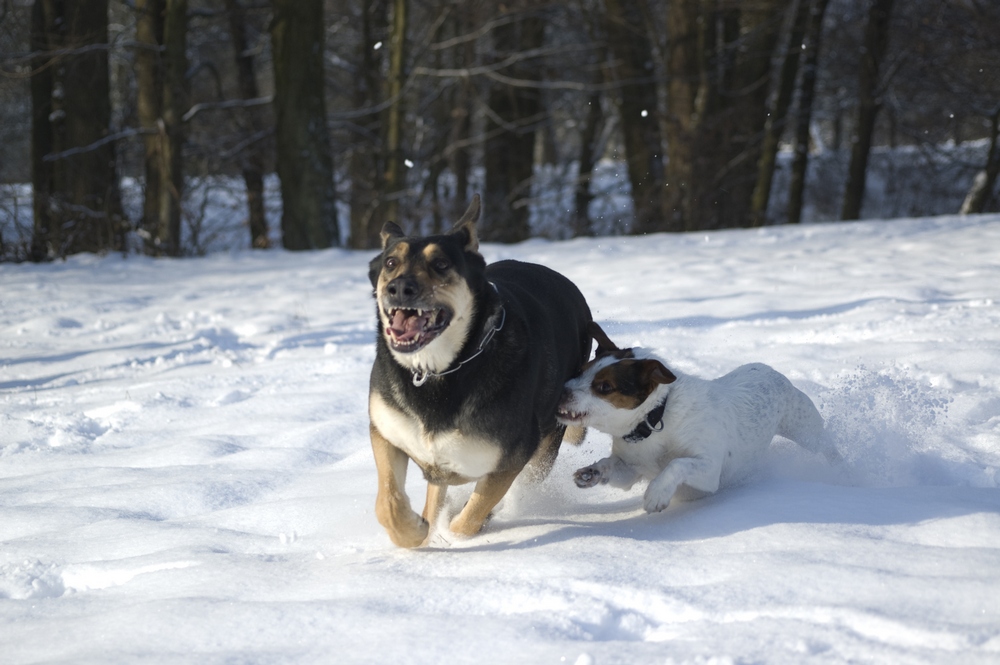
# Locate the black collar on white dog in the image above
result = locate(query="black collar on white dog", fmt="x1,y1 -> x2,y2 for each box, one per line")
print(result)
623,395 -> 668,443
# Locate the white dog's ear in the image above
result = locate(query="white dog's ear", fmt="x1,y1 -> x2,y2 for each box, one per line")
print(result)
450,194 -> 481,253
380,221 -> 405,249
640,359 -> 677,386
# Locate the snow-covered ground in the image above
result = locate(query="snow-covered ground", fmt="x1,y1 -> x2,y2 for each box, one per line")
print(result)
2,214 -> 999,664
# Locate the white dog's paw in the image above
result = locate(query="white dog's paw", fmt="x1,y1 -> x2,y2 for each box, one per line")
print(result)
573,464 -> 606,488
642,485 -> 673,513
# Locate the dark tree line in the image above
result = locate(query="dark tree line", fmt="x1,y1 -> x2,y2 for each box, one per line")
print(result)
29,0 -> 125,258
1,0 -> 999,260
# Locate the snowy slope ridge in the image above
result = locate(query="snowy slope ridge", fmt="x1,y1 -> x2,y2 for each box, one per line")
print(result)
1,214 -> 999,664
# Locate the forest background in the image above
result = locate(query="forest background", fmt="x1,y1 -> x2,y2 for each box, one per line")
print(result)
1,0 -> 998,260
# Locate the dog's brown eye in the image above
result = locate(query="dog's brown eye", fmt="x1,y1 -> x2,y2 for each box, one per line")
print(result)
432,258 -> 450,273
385,257 -> 398,270
594,381 -> 614,395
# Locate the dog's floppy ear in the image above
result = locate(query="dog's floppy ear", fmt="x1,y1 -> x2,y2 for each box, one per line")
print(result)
638,359 -> 677,386
449,194 -> 481,253
380,221 -> 405,249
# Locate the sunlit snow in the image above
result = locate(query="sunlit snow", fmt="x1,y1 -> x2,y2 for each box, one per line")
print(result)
2,214 -> 999,664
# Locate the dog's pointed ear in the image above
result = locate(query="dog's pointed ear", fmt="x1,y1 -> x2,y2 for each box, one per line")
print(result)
380,221 -> 405,249
639,359 -> 677,386
449,194 -> 481,253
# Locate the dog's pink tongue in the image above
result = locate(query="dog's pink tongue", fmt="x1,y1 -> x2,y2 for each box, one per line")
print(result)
389,310 -> 427,342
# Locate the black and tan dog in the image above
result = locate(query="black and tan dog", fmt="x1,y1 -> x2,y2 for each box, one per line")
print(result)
367,195 -> 592,547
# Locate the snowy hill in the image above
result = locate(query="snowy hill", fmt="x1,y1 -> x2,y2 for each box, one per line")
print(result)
2,214 -> 999,664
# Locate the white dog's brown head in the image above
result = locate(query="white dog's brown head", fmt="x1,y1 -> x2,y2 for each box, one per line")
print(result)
557,322 -> 676,433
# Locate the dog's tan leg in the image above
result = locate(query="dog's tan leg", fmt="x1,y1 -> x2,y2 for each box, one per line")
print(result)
370,422 -> 428,548
524,426 -> 565,482
449,466 -> 521,537
422,482 -> 447,526
564,425 -> 587,445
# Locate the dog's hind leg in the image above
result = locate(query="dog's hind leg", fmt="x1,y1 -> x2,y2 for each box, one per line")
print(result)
779,388 -> 843,464
370,423 -> 429,548
524,425 -> 565,482
449,466 -> 522,537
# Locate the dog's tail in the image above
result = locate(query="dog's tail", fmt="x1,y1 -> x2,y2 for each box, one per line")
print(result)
564,425 -> 587,445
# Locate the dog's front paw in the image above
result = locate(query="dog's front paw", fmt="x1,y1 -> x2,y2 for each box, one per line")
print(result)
384,515 -> 429,548
574,465 -> 606,488
642,485 -> 673,513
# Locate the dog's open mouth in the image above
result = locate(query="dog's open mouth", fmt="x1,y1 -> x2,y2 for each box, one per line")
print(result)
384,307 -> 452,352
556,406 -> 586,423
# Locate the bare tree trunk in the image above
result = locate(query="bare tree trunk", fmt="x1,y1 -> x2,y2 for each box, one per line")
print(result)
840,0 -> 895,221
271,0 -> 338,249
572,91 -> 603,237
448,89 -> 472,222
135,0 -> 164,252
225,0 -> 269,249
29,0 -> 53,260
664,0 -> 705,233
787,0 -> 830,225
156,0 -> 186,256
667,2 -> 788,231
604,0 -> 665,235
383,0 -> 407,226
960,108 -> 1000,215
420,6 -> 461,235
722,0 -> 787,229
749,0 -> 809,227
30,0 -> 124,259
482,8 -> 543,243
348,0 -> 386,249
447,3 -> 475,222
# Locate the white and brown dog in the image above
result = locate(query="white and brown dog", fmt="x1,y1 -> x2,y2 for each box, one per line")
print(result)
557,323 -> 841,513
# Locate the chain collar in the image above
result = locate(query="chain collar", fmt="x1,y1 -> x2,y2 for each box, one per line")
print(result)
411,283 -> 505,387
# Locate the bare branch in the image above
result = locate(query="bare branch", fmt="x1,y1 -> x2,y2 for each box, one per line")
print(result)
218,127 -> 274,161
182,95 -> 273,122
2,41 -> 163,79
412,63 -> 655,92
42,127 -> 157,162
429,13 -> 522,51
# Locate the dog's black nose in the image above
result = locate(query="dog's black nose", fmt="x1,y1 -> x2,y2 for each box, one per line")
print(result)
386,276 -> 418,299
